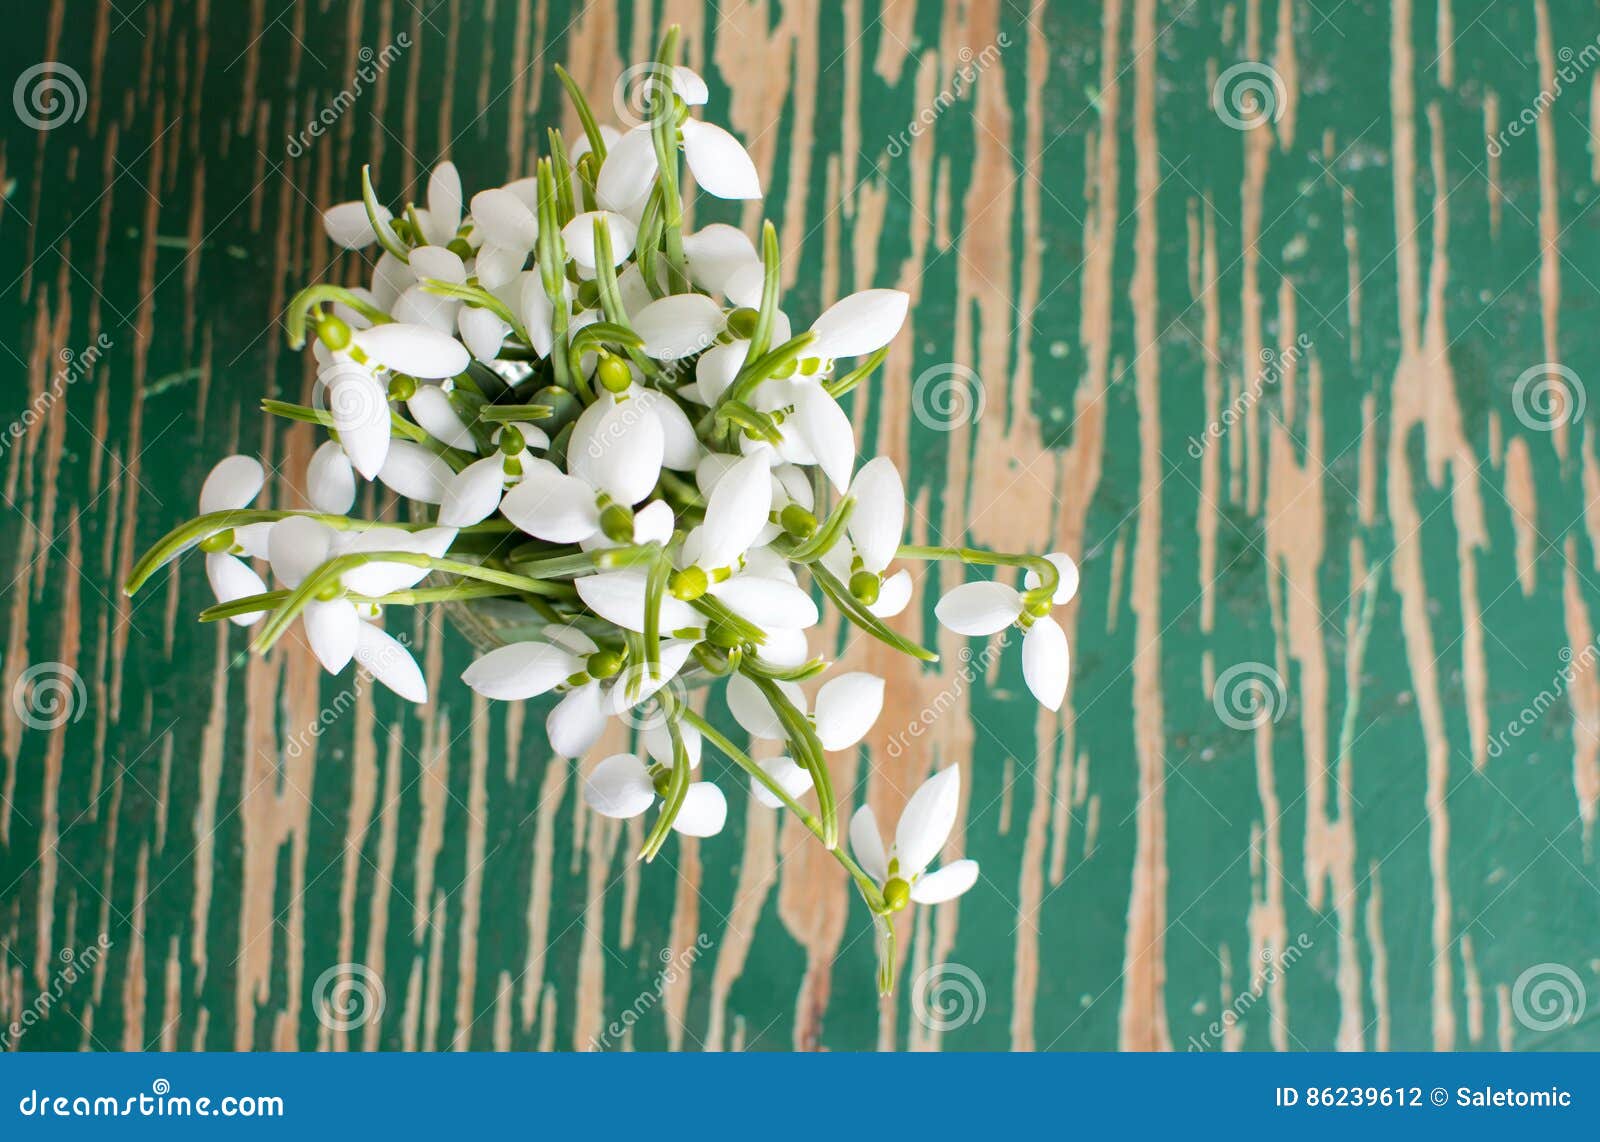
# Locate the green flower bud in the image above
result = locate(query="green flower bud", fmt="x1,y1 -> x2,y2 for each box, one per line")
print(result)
198,529 -> 235,554
1024,596 -> 1053,619
780,503 -> 818,540
498,425 -> 526,456
850,570 -> 881,606
316,314 -> 352,352
315,582 -> 344,602
883,877 -> 910,912
726,307 -> 759,340
387,374 -> 417,401
446,237 -> 474,260
596,354 -> 633,394
652,768 -> 672,797
669,566 -> 708,601
600,502 -> 635,543
587,649 -> 623,679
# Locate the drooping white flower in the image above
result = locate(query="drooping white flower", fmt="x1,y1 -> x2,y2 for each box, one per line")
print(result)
1021,615 -> 1070,711
1024,552 -> 1080,605
323,201 -> 391,250
679,119 -> 762,199
632,293 -> 727,360
199,456 -> 269,626
812,671 -> 884,751
353,322 -> 470,379
850,766 -> 977,907
469,186 -> 539,252
378,440 -> 454,504
583,753 -> 727,837
305,440 -> 356,514
683,224 -> 759,296
809,289 -> 910,359
934,580 -> 1023,637
560,211 -> 638,271
847,458 -> 905,574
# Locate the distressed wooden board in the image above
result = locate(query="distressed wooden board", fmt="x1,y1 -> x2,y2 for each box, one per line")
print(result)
3,0 -> 1599,1052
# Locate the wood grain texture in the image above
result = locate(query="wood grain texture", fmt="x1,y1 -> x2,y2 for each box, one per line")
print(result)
3,0 -> 1600,1051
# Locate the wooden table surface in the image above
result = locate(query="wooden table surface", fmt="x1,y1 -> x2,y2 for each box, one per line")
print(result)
3,0 -> 1599,1051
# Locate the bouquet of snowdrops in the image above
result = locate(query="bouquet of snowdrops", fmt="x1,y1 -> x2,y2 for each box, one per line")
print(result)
125,29 -> 1077,992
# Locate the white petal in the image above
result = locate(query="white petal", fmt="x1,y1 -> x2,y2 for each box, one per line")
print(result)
673,782 -> 728,837
406,385 -> 476,450
680,119 -> 762,199
500,467 -> 601,543
813,672 -> 884,751
519,272 -> 556,357
848,804 -> 889,883
673,65 -> 710,105
866,569 -> 913,618
723,261 -> 765,308
1022,616 -> 1070,711
642,720 -> 703,769
324,364 -> 392,479
791,386 -> 855,492
632,500 -> 676,546
910,859 -> 978,904
268,516 -> 336,587
458,305 -> 512,363
569,399 -> 665,505
632,388 -> 699,471
408,244 -> 467,284
809,289 -> 909,358
847,458 -> 905,573
461,641 -> 580,701
560,211 -> 637,269
895,765 -> 961,878
200,455 -> 264,514
323,201 -> 388,249
573,571 -> 697,634
683,224 -> 759,295
632,294 -> 726,360
305,441 -> 356,514
749,756 -> 813,809
755,628 -> 809,668
377,440 -> 453,504
547,683 -> 607,758
437,456 -> 505,528
354,622 -> 428,703
724,673 -> 800,741
354,323 -> 470,379
568,124 -> 621,165
584,754 -> 655,819
392,284 -> 460,333
708,576 -> 819,629
424,162 -> 463,244
339,525 -> 455,596
474,244 -> 527,290
699,451 -> 772,569
607,640 -> 696,713
1024,552 -> 1081,606
469,187 -> 538,251
303,599 -> 359,674
694,340 -> 749,405
596,127 -> 658,213
370,251 -> 414,309
231,521 -> 275,560
935,581 -> 1022,636
204,553 -> 267,626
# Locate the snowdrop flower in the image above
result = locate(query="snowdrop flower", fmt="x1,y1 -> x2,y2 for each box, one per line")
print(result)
724,670 -> 883,751
199,456 -> 269,626
934,555 -> 1076,711
305,441 -> 356,514
597,120 -> 761,215
934,580 -> 1023,637
850,766 -> 978,909
749,756 -> 814,809
583,739 -> 728,838
808,289 -> 910,360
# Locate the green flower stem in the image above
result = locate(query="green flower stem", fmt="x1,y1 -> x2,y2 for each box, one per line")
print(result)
590,223 -> 658,377
824,346 -> 889,399
122,511 -> 514,597
896,543 -> 1060,606
642,550 -> 670,685
785,496 -> 855,562
810,562 -> 938,663
283,285 -> 392,350
650,27 -> 690,294
690,595 -> 766,646
417,279 -> 529,344
198,581 -> 519,623
554,65 -> 609,163
507,543 -> 655,577
681,708 -> 884,908
250,551 -> 572,654
362,165 -> 411,261
476,404 -> 555,423
876,915 -> 897,996
640,703 -> 692,862
745,670 -> 838,849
